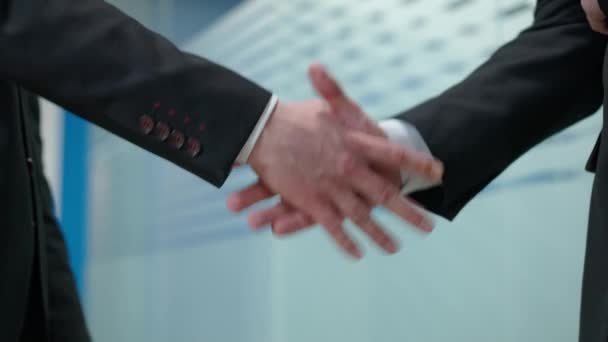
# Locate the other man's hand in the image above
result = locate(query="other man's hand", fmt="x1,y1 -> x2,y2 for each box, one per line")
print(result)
582,0 -> 608,34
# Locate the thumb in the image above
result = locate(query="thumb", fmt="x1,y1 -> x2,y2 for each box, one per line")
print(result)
308,63 -> 362,115
308,63 -> 383,135
308,63 -> 345,105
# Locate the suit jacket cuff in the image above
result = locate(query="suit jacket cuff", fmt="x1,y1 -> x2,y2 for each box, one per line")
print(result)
235,95 -> 278,164
378,119 -> 440,195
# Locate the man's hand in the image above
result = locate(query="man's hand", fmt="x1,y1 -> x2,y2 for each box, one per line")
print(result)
582,0 -> 608,34
227,64 -> 443,258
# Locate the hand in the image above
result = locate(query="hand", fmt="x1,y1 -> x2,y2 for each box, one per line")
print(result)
582,0 -> 608,34
228,64 -> 443,258
246,64 -> 407,234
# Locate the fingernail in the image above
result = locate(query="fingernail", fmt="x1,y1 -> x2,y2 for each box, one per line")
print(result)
274,224 -> 291,235
226,195 -> 241,212
352,249 -> 363,259
421,218 -> 435,232
248,215 -> 266,230
311,65 -> 323,79
386,240 -> 399,254
431,160 -> 444,181
272,229 -> 289,239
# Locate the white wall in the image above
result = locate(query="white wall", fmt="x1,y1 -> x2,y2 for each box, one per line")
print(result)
39,99 -> 64,217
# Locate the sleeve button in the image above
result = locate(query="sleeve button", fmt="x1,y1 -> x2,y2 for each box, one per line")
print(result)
168,130 -> 185,149
153,122 -> 171,141
185,137 -> 202,157
139,115 -> 154,134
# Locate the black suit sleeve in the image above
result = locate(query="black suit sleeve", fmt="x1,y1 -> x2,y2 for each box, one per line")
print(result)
42,205 -> 91,342
0,0 -> 272,187
395,0 -> 607,220
26,92 -> 90,340
598,0 -> 608,16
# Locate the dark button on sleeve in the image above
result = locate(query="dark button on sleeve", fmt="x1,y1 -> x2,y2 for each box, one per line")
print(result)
168,130 -> 185,149
185,137 -> 202,157
139,115 -> 155,134
26,157 -> 33,174
153,122 -> 171,141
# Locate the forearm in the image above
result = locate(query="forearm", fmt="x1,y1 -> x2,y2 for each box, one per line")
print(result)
392,0 -> 606,219
0,0 -> 271,186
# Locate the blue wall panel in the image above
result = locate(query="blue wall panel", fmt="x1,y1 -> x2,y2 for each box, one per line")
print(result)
60,113 -> 89,295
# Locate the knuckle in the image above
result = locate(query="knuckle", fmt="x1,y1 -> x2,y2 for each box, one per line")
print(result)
411,154 -> 433,175
391,146 -> 409,165
336,153 -> 358,177
342,238 -> 358,251
350,204 -> 372,224
327,227 -> 349,245
295,214 -> 311,228
378,184 -> 397,204
328,83 -> 343,100
320,212 -> 343,229
589,19 -> 604,32
271,225 -> 287,237
336,233 -> 350,245
373,230 -> 388,244
411,211 -> 425,227
420,158 -> 435,176
377,232 -> 391,244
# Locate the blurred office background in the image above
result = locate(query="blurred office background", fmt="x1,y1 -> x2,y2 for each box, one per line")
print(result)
39,0 -> 602,341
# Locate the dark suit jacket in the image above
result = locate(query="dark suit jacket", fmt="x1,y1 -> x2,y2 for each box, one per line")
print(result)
402,0 -> 605,219
0,0 -> 272,340
398,0 -> 608,340
21,94 -> 90,341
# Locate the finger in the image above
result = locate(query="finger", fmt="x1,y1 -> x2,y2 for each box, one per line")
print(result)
308,63 -> 354,110
357,217 -> 399,254
226,182 -> 274,212
309,64 -> 367,127
323,221 -> 363,260
350,165 -> 434,232
373,164 -> 402,190
307,196 -> 363,259
272,212 -> 315,236
325,184 -> 398,254
354,196 -> 402,253
281,190 -> 362,259
247,202 -> 292,230
405,196 -> 426,210
309,64 -> 385,136
345,131 -> 444,182
588,17 -> 608,34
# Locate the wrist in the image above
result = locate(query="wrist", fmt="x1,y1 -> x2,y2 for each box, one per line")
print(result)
235,95 -> 278,165
248,100 -> 285,171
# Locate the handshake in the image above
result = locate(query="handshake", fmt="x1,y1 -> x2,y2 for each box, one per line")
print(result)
226,64 -> 444,259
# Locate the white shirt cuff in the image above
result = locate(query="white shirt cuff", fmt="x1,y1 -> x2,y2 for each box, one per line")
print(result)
378,119 -> 440,195
235,95 -> 278,164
